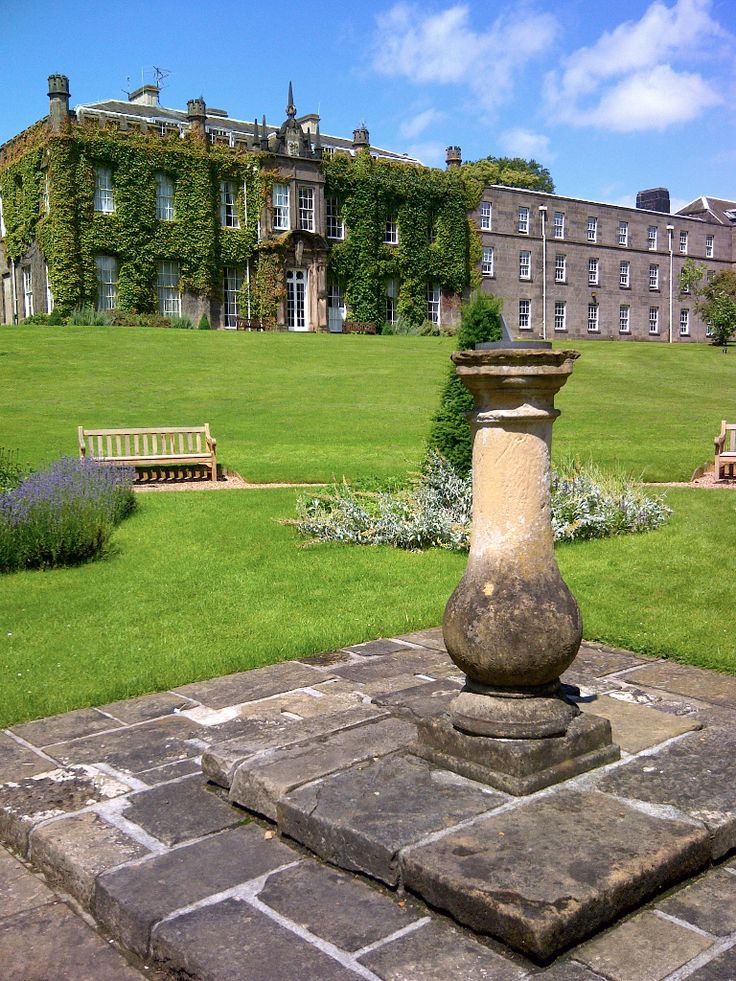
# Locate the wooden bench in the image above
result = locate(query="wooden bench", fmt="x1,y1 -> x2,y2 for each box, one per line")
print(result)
714,420 -> 736,480
78,425 -> 217,480
235,317 -> 277,331
342,321 -> 377,334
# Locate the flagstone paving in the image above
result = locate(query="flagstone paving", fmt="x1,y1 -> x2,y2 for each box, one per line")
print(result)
1,631 -> 736,977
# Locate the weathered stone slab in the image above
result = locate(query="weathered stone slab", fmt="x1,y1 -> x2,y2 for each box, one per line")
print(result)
397,627 -> 447,651
10,708 -> 122,747
202,705 -> 386,788
0,765 -> 131,855
0,847 -> 53,918
570,643 -> 652,678
685,945 -> 736,981
29,811 -> 151,910
173,661 -> 328,709
236,688 -> 368,721
122,774 -> 243,846
298,649 -> 356,668
657,868 -> 736,936
332,649 -> 452,686
595,727 -> 736,858
575,910 -> 713,980
0,731 -> 57,783
622,661 -> 736,708
358,919 -> 526,980
0,902 -> 145,979
343,638 -> 414,657
257,861 -> 420,951
400,790 -> 711,960
134,757 -> 201,786
229,717 -> 416,820
97,691 -> 193,724
534,961 -> 609,980
413,712 -> 619,795
96,824 -> 296,957
577,694 -> 701,754
45,715 -> 203,774
151,896 -> 360,980
371,678 -> 463,721
279,754 -> 505,886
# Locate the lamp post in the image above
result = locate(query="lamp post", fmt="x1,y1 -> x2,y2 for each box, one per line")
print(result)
667,224 -> 675,344
538,206 -> 548,341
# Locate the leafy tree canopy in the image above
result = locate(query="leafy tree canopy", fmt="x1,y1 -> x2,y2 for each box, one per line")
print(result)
460,156 -> 554,202
698,270 -> 736,346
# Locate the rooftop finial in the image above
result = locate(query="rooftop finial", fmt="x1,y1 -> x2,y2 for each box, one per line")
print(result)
286,81 -> 296,118
260,114 -> 269,150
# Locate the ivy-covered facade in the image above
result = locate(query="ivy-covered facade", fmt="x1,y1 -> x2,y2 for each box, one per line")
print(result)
0,76 -> 477,331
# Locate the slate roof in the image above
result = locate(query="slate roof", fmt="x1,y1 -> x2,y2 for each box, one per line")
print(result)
676,196 -> 736,225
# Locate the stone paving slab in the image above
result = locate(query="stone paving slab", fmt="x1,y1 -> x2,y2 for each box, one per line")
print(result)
121,774 -> 244,846
657,867 -> 736,935
229,717 -> 416,819
257,861 -> 421,951
0,765 -> 131,855
97,691 -> 194,724
342,638 -> 416,657
10,708 -> 122,747
0,902 -> 146,980
569,642 -> 654,677
96,823 -> 296,957
151,896 -> 363,980
29,810 -> 152,910
575,909 -> 714,980
686,944 -> 736,980
395,627 -> 446,651
0,846 -> 53,919
173,661 -> 331,709
400,789 -> 711,960
279,754 -> 506,886
576,692 -> 702,753
621,659 -> 736,708
370,677 -> 463,721
0,732 -> 56,784
331,647 -> 452,686
594,726 -> 736,858
202,704 -> 386,787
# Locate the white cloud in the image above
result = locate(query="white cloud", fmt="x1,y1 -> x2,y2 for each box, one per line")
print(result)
499,128 -> 554,161
399,108 -> 445,140
546,0 -> 727,131
372,3 -> 558,111
404,141 -> 447,167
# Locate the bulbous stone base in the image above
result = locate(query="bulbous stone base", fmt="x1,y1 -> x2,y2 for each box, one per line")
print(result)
450,680 -> 579,739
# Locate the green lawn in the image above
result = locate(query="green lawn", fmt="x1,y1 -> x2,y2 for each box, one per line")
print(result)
1,325 -> 735,726
2,325 -> 735,481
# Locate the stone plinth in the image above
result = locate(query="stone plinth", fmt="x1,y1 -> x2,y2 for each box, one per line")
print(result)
417,348 -> 619,792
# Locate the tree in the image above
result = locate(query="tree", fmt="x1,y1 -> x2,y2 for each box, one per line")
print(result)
461,156 -> 554,196
425,292 -> 503,476
697,270 -> 736,347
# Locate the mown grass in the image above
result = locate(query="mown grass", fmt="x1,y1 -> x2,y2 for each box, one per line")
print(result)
2,325 -> 735,482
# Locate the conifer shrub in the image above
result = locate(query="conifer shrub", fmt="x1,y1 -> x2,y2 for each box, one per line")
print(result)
425,292 -> 503,475
198,314 -> 211,330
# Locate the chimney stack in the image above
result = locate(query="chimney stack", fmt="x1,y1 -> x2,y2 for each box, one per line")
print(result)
187,97 -> 207,141
446,145 -> 462,169
47,74 -> 70,133
636,187 -> 671,213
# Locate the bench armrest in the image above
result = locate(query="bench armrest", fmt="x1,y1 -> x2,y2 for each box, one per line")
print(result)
715,434 -> 726,452
78,426 -> 87,457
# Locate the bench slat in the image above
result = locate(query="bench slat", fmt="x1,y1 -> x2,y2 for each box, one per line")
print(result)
79,424 -> 217,480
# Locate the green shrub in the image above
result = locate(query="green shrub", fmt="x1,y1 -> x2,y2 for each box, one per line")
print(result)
198,314 -> 211,330
0,448 -> 28,492
69,304 -> 113,326
425,292 -> 503,475
167,314 -> 195,330
47,309 -> 65,325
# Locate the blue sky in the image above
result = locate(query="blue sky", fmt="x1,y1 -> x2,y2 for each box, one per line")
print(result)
2,0 -> 735,209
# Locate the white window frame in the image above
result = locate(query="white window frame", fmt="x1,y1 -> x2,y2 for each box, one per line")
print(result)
0,194 -> 5,237
45,262 -> 54,312
94,166 -> 115,213
223,266 -> 243,328
272,183 -> 290,231
517,207 -> 529,234
22,267 -> 33,318
586,217 -> 597,243
649,264 -> 659,290
553,212 -> 565,239
385,279 -> 398,325
679,230 -> 688,255
588,258 -> 599,286
618,221 -> 628,247
479,202 -> 492,230
326,197 -> 344,240
649,306 -> 659,335
648,225 -> 658,250
298,186 -> 314,232
705,234 -> 714,258
619,260 -> 630,288
554,300 -> 566,332
518,299 -> 531,330
384,215 -> 399,245
426,283 -> 440,324
587,303 -> 599,333
481,246 -> 494,277
157,260 -> 181,317
619,304 -> 630,334
554,254 -> 566,284
220,180 -> 239,228
95,255 -> 118,311
43,173 -> 50,215
679,308 -> 690,336
519,250 -> 531,281
156,173 -> 175,221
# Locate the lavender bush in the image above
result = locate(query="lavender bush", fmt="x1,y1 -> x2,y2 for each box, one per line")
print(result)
293,453 -> 670,552
0,457 -> 136,572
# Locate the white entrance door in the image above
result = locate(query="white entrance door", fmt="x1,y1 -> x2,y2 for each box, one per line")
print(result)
327,282 -> 346,332
2,276 -> 12,324
286,269 -> 308,331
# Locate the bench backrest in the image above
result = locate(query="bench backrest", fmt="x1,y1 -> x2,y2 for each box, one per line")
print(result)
79,426 -> 210,460
719,421 -> 736,454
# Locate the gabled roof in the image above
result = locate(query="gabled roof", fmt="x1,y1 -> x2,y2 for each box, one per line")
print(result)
676,196 -> 736,225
